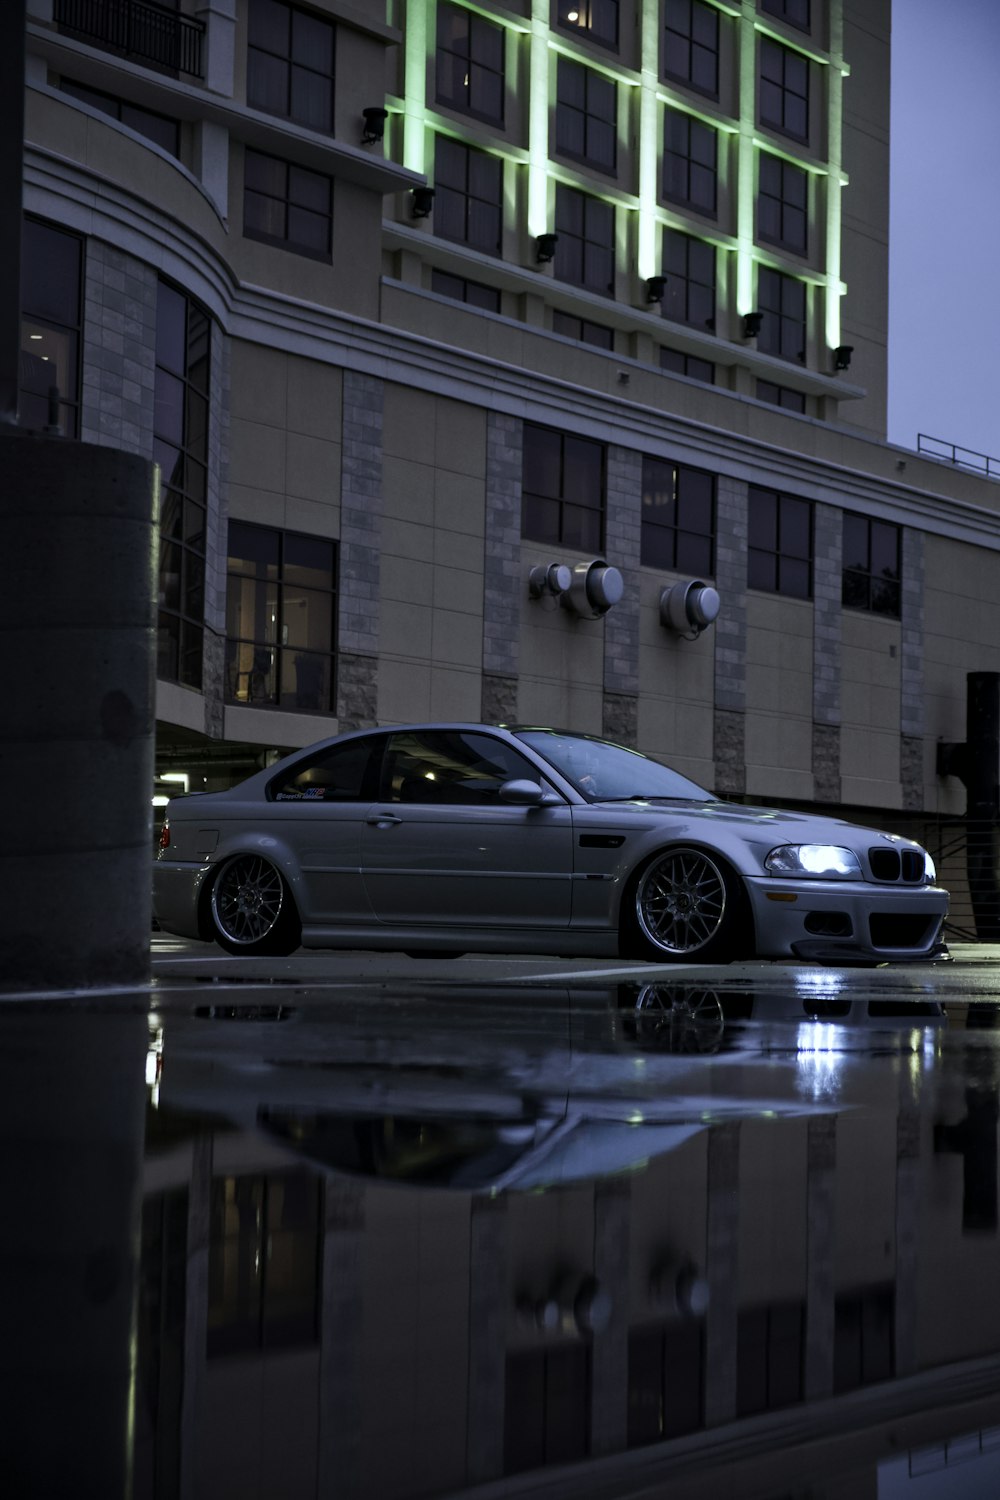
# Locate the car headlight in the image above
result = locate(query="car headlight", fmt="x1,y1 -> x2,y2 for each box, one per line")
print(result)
924,852 -> 937,883
764,844 -> 862,879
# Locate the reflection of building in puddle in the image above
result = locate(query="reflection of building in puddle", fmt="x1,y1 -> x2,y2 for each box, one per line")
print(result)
131,999 -> 1000,1500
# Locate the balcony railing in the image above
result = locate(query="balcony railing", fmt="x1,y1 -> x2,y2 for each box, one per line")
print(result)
54,0 -> 205,79
917,433 -> 1000,482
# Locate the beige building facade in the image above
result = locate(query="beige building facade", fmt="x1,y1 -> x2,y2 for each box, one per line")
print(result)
20,0 -> 1000,881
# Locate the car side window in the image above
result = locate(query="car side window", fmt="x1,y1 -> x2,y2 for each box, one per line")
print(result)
381,731 -> 541,805
269,738 -> 379,802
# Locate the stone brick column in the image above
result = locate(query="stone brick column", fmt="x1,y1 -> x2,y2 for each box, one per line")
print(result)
703,1122 -> 740,1425
590,1178 -> 631,1454
337,371 -> 383,728
466,1196 -> 508,1483
81,241 -> 157,457
603,445 -> 641,746
713,476 -> 748,795
900,529 -> 926,811
804,1115 -> 836,1398
481,412 -> 522,723
318,1181 -> 366,1496
813,502 -> 842,803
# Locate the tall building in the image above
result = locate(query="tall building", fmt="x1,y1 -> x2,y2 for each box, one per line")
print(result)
19,0 -> 1000,885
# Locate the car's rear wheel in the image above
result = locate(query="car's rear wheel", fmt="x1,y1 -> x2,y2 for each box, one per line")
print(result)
208,854 -> 301,956
625,846 -> 749,962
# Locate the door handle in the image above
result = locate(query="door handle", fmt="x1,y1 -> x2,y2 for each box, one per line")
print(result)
366,813 -> 403,827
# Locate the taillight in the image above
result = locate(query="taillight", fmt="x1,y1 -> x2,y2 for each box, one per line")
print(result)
159,820 -> 170,850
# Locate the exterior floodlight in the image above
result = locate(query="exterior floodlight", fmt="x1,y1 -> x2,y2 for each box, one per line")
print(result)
536,232 -> 558,263
361,107 -> 388,144
645,275 -> 666,303
660,579 -> 720,638
562,559 -> 624,619
411,187 -> 435,218
834,344 -> 853,371
528,562 -> 573,599
743,311 -> 763,338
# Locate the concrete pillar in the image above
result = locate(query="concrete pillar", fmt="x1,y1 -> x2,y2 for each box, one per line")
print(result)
0,1010 -> 148,1498
804,1114 -> 837,1397
466,1195 -> 508,1483
590,1178 -> 631,1455
317,1180 -> 366,1499
703,1122 -> 740,1425
179,1133 -> 213,1500
0,431 -> 157,990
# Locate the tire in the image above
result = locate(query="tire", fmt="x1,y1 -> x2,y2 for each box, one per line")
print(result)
624,846 -> 749,963
208,853 -> 301,956
626,984 -> 727,1051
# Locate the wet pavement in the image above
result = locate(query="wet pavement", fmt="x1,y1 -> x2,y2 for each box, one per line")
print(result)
5,945 -> 1000,1497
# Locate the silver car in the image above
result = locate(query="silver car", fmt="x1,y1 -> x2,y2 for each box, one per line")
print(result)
153,723 -> 948,964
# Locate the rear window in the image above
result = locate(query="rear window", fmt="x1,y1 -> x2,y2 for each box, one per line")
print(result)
269,738 -> 379,802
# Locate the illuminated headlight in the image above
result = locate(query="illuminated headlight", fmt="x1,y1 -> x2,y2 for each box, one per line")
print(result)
924,852 -> 937,883
764,844 -> 862,878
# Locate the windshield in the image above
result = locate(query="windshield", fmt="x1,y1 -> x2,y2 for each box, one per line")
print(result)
515,730 -> 711,802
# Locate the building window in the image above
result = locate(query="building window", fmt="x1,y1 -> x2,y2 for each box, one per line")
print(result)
505,1347 -> 591,1474
436,1 -> 504,124
664,0 -> 719,98
759,37 -> 809,141
207,1171 -> 322,1357
758,153 -> 807,253
661,347 -> 715,384
834,1287 -> 894,1393
553,311 -> 614,350
757,379 -> 805,412
737,1303 -> 805,1416
757,267 -> 806,362
628,1322 -> 704,1446
243,147 -> 332,258
556,57 -> 617,174
554,184 -> 615,296
431,269 -> 500,312
522,422 -> 605,551
59,78 -> 180,155
156,279 -> 210,689
434,136 -> 503,254
247,0 -> 334,133
226,522 -> 337,712
761,0 -> 810,32
641,457 -> 715,574
19,217 -> 82,437
662,228 -> 715,330
842,515 -> 901,617
557,0 -> 618,52
664,108 -> 717,216
748,485 -> 811,598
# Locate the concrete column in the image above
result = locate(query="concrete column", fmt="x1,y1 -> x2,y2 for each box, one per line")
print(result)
0,431 -> 157,991
481,411 -> 522,723
337,371 -> 383,728
0,1011 -> 148,1497
895,1108 -> 921,1377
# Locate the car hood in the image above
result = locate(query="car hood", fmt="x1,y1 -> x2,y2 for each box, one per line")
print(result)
589,798 -> 918,851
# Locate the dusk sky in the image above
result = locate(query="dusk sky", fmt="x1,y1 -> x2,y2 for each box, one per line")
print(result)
888,0 -> 1000,462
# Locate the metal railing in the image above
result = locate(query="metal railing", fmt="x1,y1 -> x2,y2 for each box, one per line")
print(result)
870,814 -> 1000,942
917,434 -> 1000,482
54,0 -> 205,79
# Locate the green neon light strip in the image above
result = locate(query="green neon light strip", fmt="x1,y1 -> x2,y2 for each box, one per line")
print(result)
735,4 -> 757,316
637,0 -> 660,280
528,0 -> 550,236
825,5 -> 846,350
403,0 -> 428,175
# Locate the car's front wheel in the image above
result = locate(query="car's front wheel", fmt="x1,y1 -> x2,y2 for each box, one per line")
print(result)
208,853 -> 301,956
625,846 -> 749,962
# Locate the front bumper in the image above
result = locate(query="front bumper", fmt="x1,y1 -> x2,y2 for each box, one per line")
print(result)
745,876 -> 949,962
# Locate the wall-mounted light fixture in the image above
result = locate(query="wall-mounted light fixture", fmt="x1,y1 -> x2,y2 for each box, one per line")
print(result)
411,186 -> 435,219
518,1275 -> 612,1337
660,579 -> 720,638
361,106 -> 388,144
645,275 -> 666,303
834,344 -> 854,371
562,559 -> 624,619
528,562 -> 573,599
536,232 -> 558,264
742,311 -> 763,339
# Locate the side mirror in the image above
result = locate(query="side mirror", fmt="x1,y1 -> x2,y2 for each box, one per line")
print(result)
499,779 -> 560,807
